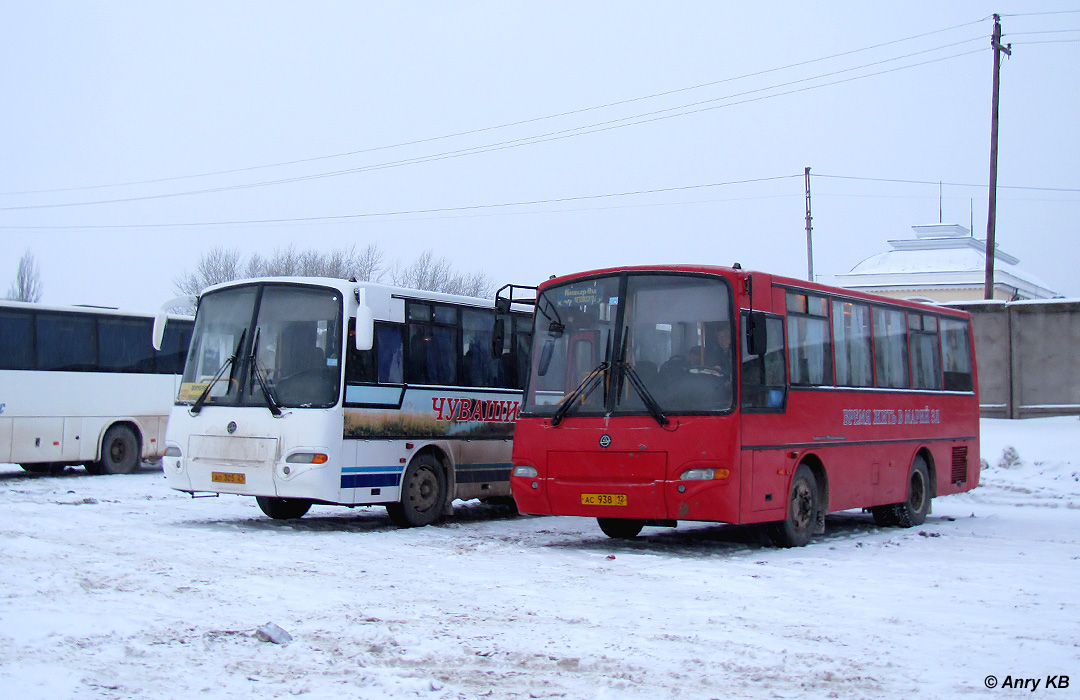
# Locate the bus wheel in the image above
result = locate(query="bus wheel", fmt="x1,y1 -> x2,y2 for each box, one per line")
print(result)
597,518 -> 644,539
97,425 -> 140,475
770,465 -> 819,548
256,497 -> 312,519
891,455 -> 931,528
387,455 -> 447,528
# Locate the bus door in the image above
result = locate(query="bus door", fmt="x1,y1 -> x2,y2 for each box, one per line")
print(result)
737,311 -> 790,521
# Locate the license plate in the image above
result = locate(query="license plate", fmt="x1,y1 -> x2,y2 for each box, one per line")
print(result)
581,493 -> 627,507
211,471 -> 246,484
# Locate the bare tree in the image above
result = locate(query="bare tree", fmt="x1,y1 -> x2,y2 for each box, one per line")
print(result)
174,248 -> 243,295
6,249 -> 43,302
175,243 -> 490,298
387,249 -> 495,297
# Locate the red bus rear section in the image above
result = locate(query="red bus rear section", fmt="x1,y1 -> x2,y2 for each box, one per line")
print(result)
508,265 -> 980,547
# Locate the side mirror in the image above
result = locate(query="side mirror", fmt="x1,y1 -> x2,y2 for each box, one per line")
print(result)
747,311 -> 769,356
537,338 -> 555,376
355,291 -> 374,352
492,317 -> 506,359
152,295 -> 197,350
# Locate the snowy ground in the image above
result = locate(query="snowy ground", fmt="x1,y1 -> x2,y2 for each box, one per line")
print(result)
1,417 -> 1078,700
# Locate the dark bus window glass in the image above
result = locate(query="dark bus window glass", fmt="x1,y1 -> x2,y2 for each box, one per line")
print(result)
462,307 -> 502,388
741,314 -> 786,410
619,274 -> 734,413
0,310 -> 34,370
181,286 -> 259,405
406,323 -> 460,385
910,315 -> 942,390
786,293 -> 833,386
941,318 -> 974,391
873,307 -> 909,389
37,313 -> 96,371
155,321 -> 193,375
832,301 -> 872,387
346,322 -> 404,385
247,286 -> 343,408
98,317 -> 155,373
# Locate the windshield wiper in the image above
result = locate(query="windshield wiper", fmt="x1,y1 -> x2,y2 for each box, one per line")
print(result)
620,361 -> 669,426
551,361 -> 608,426
248,328 -> 282,417
190,330 -> 245,416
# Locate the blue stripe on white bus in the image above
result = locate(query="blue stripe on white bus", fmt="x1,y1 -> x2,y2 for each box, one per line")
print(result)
338,462 -> 512,489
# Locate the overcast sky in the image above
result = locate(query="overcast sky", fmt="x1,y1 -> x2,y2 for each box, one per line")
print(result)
2,2 -> 1078,312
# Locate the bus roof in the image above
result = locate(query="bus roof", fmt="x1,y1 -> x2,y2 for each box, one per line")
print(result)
196,276 -> 499,309
539,264 -> 972,319
0,298 -> 193,321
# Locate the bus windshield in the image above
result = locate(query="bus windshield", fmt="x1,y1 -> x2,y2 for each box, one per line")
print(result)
525,273 -> 734,417
179,284 -> 343,409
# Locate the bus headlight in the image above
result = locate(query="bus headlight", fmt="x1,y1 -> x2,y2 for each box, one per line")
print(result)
285,453 -> 329,464
164,446 -> 182,458
512,466 -> 538,478
680,467 -> 731,481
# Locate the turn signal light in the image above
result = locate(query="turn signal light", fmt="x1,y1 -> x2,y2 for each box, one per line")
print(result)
680,467 -> 731,481
285,453 -> 329,464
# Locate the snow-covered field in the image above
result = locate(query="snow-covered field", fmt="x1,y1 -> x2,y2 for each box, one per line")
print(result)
1,417 -> 1078,700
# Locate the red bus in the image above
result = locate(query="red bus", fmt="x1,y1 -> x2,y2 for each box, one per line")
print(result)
506,265 -> 980,547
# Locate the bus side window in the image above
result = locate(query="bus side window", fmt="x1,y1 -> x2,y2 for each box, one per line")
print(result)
98,317 -> 155,373
940,318 -> 973,391
346,321 -> 403,385
785,293 -> 833,386
345,319 -> 376,384
0,309 -> 35,370
910,314 -> 942,390
741,313 -> 786,411
37,313 -> 96,371
511,320 -> 532,390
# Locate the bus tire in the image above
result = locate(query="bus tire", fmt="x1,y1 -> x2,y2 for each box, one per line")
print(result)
597,518 -> 644,539
387,454 -> 447,528
770,464 -> 819,548
891,455 -> 931,528
256,496 -> 312,520
97,425 -> 140,475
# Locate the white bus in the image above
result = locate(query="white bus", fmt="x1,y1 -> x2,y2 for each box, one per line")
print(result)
0,301 -> 193,474
156,277 -> 531,526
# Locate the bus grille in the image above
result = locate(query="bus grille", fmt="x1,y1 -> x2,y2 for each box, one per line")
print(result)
951,446 -> 968,484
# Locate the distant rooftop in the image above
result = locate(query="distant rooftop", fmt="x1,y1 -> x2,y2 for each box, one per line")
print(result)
834,224 -> 1058,301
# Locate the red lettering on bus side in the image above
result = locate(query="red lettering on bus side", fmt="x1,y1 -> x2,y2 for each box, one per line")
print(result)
431,397 -> 446,421
457,399 -> 472,421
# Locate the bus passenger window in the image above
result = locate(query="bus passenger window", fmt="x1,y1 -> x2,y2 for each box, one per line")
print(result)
910,314 -> 942,390
941,318 -> 973,391
873,307 -> 909,388
786,293 -> 832,386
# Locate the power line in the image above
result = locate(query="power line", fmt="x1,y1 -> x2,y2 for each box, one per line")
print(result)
0,175 -> 804,229
0,17 -> 992,198
814,173 -> 1080,193
3,170 -> 1076,233
0,42 -> 987,213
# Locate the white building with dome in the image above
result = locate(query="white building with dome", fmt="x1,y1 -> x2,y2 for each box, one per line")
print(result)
833,223 -> 1059,303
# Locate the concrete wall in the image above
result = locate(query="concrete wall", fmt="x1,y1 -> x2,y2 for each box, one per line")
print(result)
949,299 -> 1080,419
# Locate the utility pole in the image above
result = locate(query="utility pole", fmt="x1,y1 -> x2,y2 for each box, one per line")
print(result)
984,14 -> 1011,300
804,166 -> 814,281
